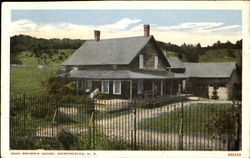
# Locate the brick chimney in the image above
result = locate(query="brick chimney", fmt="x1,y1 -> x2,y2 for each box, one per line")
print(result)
94,30 -> 100,41
144,24 -> 150,37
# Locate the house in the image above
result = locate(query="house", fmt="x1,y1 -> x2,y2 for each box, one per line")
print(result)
57,25 -> 187,100
57,24 -> 240,101
183,62 -> 241,100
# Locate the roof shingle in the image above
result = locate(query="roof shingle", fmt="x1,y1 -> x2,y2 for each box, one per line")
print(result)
55,70 -> 189,79
165,56 -> 185,69
63,36 -> 153,66
183,62 -> 236,78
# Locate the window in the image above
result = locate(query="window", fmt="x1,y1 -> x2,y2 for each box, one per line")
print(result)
154,56 -> 158,69
139,54 -> 144,69
102,80 -> 109,94
113,80 -> 121,95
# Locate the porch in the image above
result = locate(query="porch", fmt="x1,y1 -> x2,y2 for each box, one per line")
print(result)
75,78 -> 187,101
56,70 -> 188,101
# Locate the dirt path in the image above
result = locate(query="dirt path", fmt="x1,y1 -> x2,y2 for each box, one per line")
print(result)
96,101 -> 230,150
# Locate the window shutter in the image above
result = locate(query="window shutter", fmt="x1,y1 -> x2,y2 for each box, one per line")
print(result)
139,55 -> 144,69
154,56 -> 158,69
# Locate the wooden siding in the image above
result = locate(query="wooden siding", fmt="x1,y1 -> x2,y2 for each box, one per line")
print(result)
187,72 -> 241,100
139,41 -> 166,70
227,70 -> 241,99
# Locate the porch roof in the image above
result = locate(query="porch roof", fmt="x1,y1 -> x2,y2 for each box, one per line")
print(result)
56,70 -> 187,80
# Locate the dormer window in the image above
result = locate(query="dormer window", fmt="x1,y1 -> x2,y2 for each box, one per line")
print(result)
139,54 -> 144,69
154,56 -> 158,69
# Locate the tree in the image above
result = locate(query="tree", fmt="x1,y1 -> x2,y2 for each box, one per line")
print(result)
235,39 -> 242,49
227,49 -> 236,58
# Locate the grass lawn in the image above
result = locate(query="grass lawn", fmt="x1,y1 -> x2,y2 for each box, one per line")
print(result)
10,49 -> 75,96
10,66 -> 57,96
137,103 -> 235,136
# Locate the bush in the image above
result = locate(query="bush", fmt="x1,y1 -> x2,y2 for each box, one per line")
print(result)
10,137 -> 61,150
56,112 -> 77,123
206,105 -> 240,140
95,93 -> 108,100
41,79 -> 74,95
211,86 -> 219,99
58,128 -> 77,150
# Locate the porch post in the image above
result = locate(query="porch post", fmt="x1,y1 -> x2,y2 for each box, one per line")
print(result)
171,80 -> 173,95
130,80 -> 133,101
81,80 -> 84,90
152,80 -> 155,100
161,80 -> 164,96
76,79 -> 79,95
178,80 -> 181,94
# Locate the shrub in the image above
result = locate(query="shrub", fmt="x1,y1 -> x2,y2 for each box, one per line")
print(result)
10,137 -> 61,150
56,112 -> 77,123
58,128 -> 77,150
206,104 -> 241,147
95,93 -> 108,100
211,86 -> 219,99
41,79 -> 74,95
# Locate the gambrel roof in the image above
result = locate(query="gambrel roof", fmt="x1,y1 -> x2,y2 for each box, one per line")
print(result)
183,62 -> 236,78
63,35 -> 160,66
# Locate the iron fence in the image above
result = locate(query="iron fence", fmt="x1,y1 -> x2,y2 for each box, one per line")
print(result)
10,95 -> 241,150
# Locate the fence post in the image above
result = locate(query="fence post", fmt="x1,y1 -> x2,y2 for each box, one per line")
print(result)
88,99 -> 94,149
234,101 -> 241,150
92,98 -> 95,150
23,94 -> 26,134
178,101 -> 184,150
133,99 -> 137,150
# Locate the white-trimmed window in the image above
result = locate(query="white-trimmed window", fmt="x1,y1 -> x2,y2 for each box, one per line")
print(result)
102,80 -> 109,94
139,54 -> 144,69
113,80 -> 121,95
154,56 -> 158,69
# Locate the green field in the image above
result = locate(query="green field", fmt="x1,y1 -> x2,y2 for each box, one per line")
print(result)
11,67 -> 53,96
10,49 -> 75,96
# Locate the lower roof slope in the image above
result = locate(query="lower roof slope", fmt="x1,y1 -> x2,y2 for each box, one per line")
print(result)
56,70 -> 187,79
183,62 -> 236,78
165,56 -> 185,69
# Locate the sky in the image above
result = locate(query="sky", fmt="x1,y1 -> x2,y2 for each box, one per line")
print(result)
11,10 -> 242,46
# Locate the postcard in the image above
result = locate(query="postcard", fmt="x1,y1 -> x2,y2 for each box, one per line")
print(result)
1,1 -> 250,158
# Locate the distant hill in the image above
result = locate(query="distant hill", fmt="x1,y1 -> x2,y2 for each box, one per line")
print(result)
11,35 -> 85,65
157,39 -> 242,63
10,34 -> 242,65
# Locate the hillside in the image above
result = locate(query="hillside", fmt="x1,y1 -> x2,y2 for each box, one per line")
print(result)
15,49 -> 75,66
198,49 -> 241,63
163,49 -> 241,63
